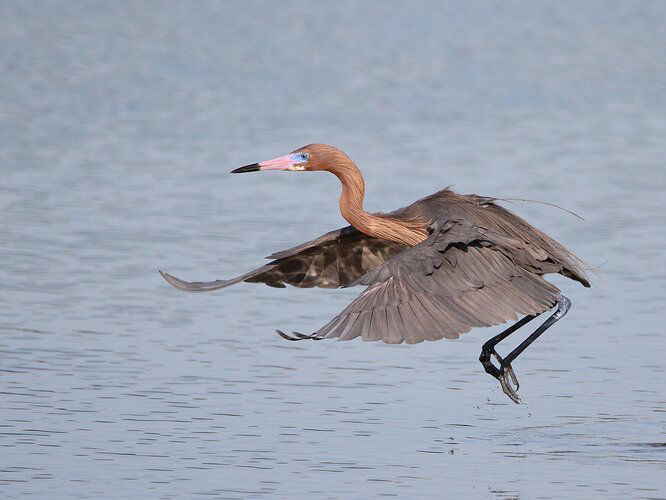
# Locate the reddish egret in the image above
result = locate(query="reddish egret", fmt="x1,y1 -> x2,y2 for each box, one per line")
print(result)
160,144 -> 589,403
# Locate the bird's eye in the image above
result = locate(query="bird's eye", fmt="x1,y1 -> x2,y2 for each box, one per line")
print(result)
299,153 -> 309,162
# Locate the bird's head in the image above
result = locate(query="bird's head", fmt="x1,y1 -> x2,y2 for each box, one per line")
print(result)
231,144 -> 350,174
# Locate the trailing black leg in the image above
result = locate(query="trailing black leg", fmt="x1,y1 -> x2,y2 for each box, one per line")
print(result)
479,294 -> 571,403
479,314 -> 537,378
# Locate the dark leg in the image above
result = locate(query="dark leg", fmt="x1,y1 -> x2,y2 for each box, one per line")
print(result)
479,294 -> 571,403
479,314 -> 537,379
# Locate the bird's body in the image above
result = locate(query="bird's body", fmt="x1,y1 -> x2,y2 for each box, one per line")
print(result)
161,144 -> 589,402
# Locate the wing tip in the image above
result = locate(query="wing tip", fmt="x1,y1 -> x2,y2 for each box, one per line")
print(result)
159,269 -> 222,292
276,329 -> 325,341
159,270 -> 194,291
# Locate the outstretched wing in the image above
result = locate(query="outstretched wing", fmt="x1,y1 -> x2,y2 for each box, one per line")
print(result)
160,226 -> 408,292
309,218 -> 562,344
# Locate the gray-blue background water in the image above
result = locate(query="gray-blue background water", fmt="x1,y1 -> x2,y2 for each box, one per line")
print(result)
1,1 -> 665,497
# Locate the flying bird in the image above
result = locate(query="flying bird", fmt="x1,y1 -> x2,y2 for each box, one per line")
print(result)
160,144 -> 589,403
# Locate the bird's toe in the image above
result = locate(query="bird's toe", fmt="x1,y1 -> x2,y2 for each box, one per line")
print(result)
499,365 -> 521,404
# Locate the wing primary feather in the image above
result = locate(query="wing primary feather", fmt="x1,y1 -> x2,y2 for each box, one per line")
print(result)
316,311 -> 352,339
492,279 -> 540,316
412,294 -> 446,335
384,306 -> 406,344
364,309 -> 383,341
365,308 -> 385,341
463,286 -> 510,324
330,311 -> 362,340
343,310 -> 372,341
429,295 -> 472,336
394,303 -> 418,343
445,294 -> 490,328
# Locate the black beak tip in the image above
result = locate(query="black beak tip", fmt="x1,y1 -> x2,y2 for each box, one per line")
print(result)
231,163 -> 260,174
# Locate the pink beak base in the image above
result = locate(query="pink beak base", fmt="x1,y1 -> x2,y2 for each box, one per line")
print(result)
257,154 -> 297,171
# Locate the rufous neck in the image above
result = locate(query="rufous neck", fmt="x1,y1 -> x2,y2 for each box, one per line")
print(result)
328,160 -> 427,247
332,162 -> 366,227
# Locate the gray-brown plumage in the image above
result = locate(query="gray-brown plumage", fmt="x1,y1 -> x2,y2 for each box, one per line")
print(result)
160,144 -> 589,403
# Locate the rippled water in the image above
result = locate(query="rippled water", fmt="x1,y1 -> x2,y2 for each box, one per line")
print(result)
2,1 -> 665,498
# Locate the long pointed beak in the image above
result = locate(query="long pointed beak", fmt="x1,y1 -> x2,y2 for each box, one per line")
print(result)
230,154 -> 297,174
230,163 -> 260,173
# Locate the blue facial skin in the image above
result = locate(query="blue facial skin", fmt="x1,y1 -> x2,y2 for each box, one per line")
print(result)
291,152 -> 309,163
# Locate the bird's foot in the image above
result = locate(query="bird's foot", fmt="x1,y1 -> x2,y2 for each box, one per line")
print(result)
479,346 -> 521,404
498,363 -> 521,404
276,330 -> 323,341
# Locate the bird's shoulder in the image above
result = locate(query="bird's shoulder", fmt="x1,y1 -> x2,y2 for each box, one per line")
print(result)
388,187 -> 501,226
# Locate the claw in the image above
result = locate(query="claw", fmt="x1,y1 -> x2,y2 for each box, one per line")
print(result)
482,347 -> 522,403
498,365 -> 521,404
506,365 -> 519,389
